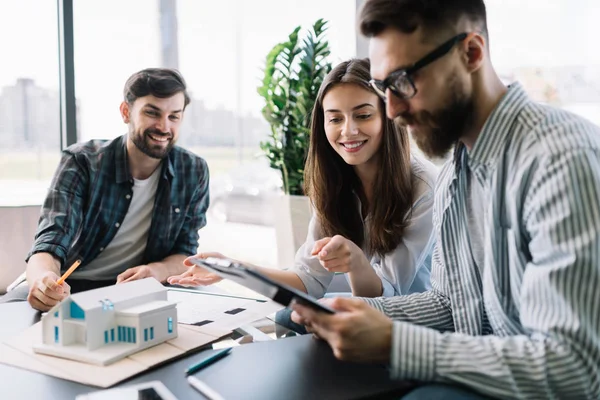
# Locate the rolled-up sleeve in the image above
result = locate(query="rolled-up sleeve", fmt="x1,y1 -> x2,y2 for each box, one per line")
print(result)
286,215 -> 334,298
26,152 -> 88,265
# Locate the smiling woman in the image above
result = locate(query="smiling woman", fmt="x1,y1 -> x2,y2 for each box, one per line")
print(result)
171,59 -> 438,306
306,58 -> 432,263
322,85 -> 383,170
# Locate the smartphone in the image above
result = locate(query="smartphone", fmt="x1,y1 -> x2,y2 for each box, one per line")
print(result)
76,381 -> 178,400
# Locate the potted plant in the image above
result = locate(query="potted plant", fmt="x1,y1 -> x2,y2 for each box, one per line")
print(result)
258,19 -> 332,267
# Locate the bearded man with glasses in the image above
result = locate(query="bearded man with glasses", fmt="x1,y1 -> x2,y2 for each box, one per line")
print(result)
291,0 -> 600,399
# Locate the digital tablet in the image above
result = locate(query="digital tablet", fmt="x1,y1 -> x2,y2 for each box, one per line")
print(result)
190,257 -> 335,314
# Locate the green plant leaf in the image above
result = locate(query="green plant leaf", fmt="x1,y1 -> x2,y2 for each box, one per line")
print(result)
256,19 -> 332,195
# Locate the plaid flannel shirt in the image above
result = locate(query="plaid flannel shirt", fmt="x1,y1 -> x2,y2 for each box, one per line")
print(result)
27,134 -> 209,277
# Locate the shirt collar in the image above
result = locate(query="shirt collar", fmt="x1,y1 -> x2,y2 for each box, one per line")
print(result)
467,82 -> 530,170
164,154 -> 175,180
114,134 -> 175,184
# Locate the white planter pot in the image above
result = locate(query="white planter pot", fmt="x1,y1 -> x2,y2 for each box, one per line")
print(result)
273,195 -> 312,268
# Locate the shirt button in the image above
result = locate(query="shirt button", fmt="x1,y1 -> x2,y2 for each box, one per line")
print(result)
175,208 -> 180,213
125,194 -> 131,200
115,222 -> 121,228
99,247 -> 104,252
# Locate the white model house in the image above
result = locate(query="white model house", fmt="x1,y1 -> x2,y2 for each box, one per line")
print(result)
33,278 -> 178,366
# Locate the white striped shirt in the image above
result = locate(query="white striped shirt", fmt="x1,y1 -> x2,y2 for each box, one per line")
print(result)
363,83 -> 600,399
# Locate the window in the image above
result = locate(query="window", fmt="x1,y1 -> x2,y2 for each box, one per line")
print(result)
104,330 -> 109,344
487,0 -> 600,126
111,328 -> 115,342
144,328 -> 148,342
73,0 -> 160,142
70,302 -> 85,319
118,326 -> 123,342
175,0 -> 356,267
168,317 -> 173,334
0,0 -> 61,195
150,327 -> 154,340
57,0 -> 357,273
54,326 -> 59,343
176,0 -> 354,203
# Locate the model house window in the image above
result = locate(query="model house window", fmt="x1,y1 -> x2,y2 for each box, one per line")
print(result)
70,302 -> 85,319
118,326 -> 134,343
104,330 -> 109,344
124,327 -> 137,343
111,328 -> 115,342
150,327 -> 154,340
144,328 -> 148,341
54,326 -> 59,343
54,311 -> 58,317
168,317 -> 173,333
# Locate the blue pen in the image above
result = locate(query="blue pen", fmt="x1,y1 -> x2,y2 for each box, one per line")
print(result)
185,347 -> 232,375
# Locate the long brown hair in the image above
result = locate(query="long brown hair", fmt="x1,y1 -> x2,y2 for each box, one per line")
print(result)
304,58 -> 413,256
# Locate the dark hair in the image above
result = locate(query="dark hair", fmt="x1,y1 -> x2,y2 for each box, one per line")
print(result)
123,68 -> 190,108
359,0 -> 488,40
304,58 -> 413,256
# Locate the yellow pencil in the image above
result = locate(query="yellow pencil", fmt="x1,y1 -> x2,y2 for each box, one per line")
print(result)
57,259 -> 82,285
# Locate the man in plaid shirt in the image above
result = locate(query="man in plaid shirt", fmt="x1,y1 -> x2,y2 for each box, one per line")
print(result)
14,68 -> 209,311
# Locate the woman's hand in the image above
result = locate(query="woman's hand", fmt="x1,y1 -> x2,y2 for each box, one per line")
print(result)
311,235 -> 370,273
166,252 -> 226,286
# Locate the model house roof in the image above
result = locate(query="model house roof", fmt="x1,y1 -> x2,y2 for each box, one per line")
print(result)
65,278 -> 167,311
118,300 -> 175,316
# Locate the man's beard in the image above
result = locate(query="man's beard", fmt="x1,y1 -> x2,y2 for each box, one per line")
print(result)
129,126 -> 174,159
397,79 -> 474,159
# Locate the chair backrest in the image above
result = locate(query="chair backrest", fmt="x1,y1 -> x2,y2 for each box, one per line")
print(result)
0,206 -> 40,294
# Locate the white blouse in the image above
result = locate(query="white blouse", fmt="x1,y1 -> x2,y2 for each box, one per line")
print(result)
288,155 -> 439,298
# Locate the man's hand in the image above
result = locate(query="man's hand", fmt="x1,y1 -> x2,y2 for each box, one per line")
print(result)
167,252 -> 225,286
27,271 -> 71,312
312,235 -> 370,273
116,265 -> 158,284
291,297 -> 393,363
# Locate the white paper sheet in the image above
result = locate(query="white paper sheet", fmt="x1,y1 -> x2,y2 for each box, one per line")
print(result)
167,289 -> 283,331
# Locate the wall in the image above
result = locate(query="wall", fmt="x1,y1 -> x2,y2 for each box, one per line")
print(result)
137,307 -> 178,345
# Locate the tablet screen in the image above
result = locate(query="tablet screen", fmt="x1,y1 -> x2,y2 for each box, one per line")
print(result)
192,258 -> 335,314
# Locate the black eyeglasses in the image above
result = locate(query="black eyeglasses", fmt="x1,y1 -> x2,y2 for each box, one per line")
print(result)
370,32 -> 469,101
